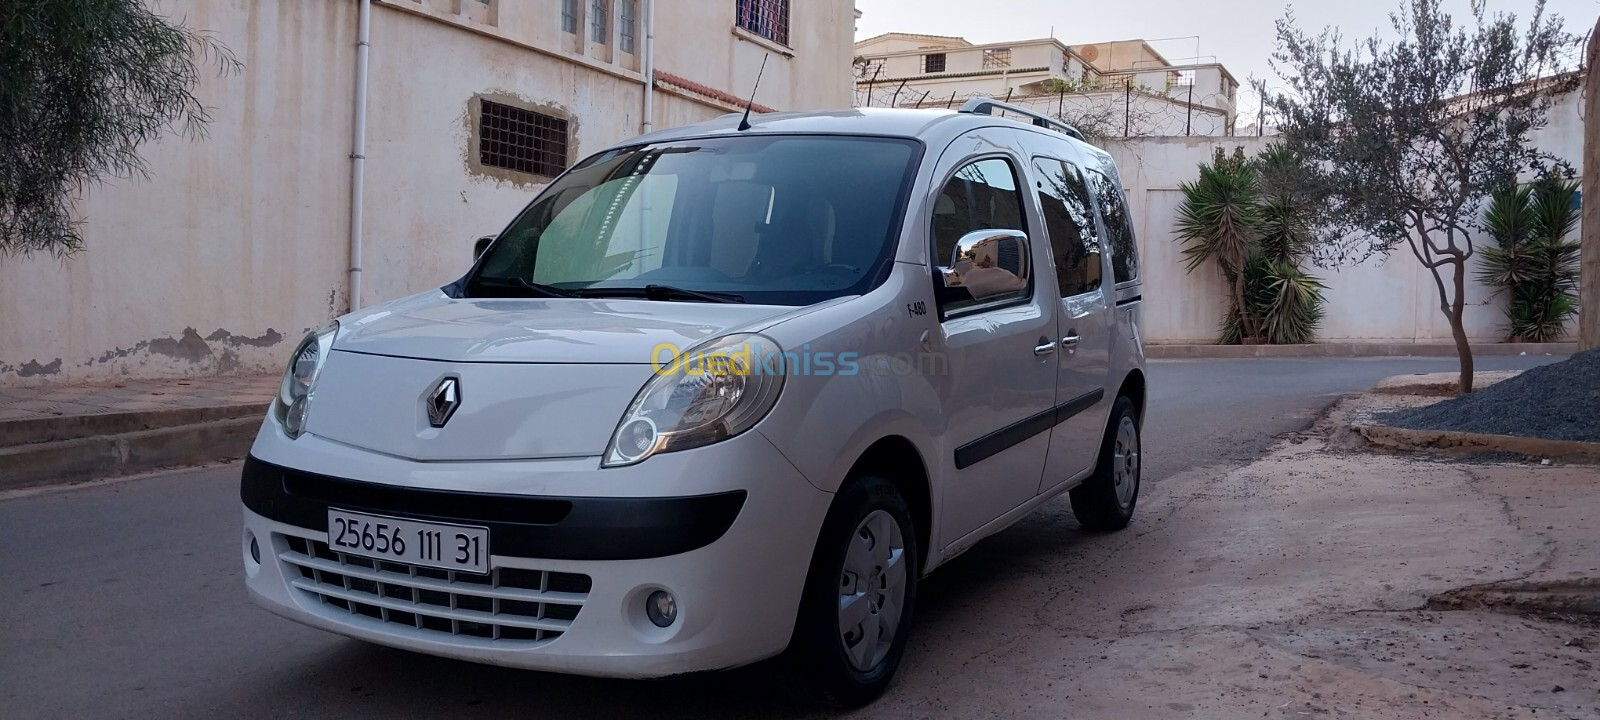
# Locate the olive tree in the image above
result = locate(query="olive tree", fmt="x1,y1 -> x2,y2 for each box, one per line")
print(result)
1268,0 -> 1581,392
1,0 -> 239,257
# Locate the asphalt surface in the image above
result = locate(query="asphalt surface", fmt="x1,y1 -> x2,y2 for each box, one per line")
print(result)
0,355 -> 1564,719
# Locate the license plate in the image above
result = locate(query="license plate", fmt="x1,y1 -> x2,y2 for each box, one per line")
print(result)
326,509 -> 490,574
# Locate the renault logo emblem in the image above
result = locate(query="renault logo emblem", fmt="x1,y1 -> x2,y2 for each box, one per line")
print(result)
426,377 -> 460,428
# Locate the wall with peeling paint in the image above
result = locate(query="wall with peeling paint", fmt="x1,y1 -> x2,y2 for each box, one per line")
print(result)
0,0 -> 354,387
0,0 -> 858,387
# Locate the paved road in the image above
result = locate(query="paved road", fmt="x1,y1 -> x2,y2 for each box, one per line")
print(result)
0,356 -> 1562,719
1138,354 -> 1561,482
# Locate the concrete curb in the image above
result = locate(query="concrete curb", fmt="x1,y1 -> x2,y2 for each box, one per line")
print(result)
1370,371 -> 1519,397
0,403 -> 267,447
0,418 -> 260,492
1147,342 -> 1576,359
1352,423 -> 1600,463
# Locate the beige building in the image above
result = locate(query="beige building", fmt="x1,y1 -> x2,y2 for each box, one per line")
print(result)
854,33 -> 1239,137
0,0 -> 859,386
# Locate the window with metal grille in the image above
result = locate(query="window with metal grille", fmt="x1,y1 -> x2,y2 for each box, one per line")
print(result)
923,53 -> 947,73
479,100 -> 569,178
1173,69 -> 1195,86
591,0 -> 608,43
619,0 -> 637,53
982,48 -> 1012,69
736,0 -> 790,46
561,0 -> 577,33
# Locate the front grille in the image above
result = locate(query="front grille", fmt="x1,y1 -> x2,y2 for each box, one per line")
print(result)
279,535 -> 591,644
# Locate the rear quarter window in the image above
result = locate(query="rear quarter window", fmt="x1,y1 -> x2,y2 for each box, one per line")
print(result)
1087,169 -> 1139,285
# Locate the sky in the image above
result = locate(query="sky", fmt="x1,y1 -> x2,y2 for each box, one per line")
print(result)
854,0 -> 1598,103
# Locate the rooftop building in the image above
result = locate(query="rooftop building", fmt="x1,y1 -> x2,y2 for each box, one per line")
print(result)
854,32 -> 1240,137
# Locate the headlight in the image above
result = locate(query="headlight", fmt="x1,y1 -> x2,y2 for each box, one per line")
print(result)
273,322 -> 338,439
603,333 -> 785,467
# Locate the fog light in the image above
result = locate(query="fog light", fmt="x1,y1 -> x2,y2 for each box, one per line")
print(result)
645,590 -> 677,628
249,536 -> 261,564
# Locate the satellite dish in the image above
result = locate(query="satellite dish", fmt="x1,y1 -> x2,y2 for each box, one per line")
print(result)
1079,44 -> 1100,63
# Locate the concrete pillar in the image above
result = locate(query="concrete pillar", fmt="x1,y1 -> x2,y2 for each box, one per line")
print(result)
1583,19 -> 1600,351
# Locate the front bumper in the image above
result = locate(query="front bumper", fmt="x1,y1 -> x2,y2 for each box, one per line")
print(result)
241,424 -> 833,678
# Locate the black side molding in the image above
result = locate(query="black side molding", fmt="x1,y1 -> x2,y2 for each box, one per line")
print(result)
241,456 -> 746,561
953,388 -> 1106,470
1115,295 -> 1143,308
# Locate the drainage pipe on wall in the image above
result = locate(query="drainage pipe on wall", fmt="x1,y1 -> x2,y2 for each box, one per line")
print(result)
641,0 -> 655,134
347,0 -> 373,312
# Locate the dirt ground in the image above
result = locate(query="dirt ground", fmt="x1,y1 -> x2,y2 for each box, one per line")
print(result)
860,406 -> 1600,719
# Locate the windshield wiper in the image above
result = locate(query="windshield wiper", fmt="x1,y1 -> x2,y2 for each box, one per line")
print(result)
472,276 -> 579,299
581,285 -> 746,304
640,285 -> 746,304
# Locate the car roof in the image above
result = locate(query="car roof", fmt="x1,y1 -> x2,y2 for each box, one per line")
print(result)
611,107 -> 1097,155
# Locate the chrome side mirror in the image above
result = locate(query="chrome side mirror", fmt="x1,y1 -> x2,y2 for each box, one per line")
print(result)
940,229 -> 1031,301
473,235 -> 495,261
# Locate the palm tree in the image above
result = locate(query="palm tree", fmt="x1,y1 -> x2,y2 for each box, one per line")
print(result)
1253,144 -> 1315,265
1478,179 -> 1581,342
1259,260 -> 1326,344
1176,149 -> 1264,342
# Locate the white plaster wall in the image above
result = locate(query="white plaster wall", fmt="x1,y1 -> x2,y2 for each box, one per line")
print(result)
355,9 -> 648,307
0,0 -> 354,383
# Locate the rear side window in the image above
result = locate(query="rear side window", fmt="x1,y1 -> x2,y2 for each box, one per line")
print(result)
1031,158 -> 1102,297
1087,170 -> 1139,285
932,158 -> 1031,315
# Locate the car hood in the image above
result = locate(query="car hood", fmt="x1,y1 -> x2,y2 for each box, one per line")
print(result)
333,290 -> 802,363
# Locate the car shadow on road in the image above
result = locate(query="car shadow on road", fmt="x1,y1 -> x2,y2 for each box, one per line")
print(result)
222,499 -> 1099,719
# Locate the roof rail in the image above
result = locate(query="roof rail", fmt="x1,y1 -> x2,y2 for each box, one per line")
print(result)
959,98 -> 1085,141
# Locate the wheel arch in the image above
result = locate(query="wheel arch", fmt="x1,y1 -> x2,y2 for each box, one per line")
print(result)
843,435 -> 933,575
1115,367 -> 1146,424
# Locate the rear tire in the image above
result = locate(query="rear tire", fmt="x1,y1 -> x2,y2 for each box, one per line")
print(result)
1070,395 -> 1141,531
780,475 -> 919,708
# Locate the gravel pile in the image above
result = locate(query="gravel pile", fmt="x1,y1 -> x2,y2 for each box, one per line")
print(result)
1381,349 -> 1600,443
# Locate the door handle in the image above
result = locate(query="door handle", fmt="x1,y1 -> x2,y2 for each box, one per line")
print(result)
1033,338 -> 1057,356
1060,332 -> 1081,348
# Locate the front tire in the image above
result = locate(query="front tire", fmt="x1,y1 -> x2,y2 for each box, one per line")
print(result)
1070,395 -> 1142,531
780,475 -> 919,708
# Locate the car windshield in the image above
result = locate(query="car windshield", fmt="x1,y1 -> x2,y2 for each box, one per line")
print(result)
468,135 -> 921,305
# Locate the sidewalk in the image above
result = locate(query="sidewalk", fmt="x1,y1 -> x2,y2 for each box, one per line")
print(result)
0,375 -> 276,421
0,375 -> 276,492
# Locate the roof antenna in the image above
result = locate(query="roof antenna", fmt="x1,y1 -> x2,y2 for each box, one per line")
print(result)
737,53 -> 770,131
